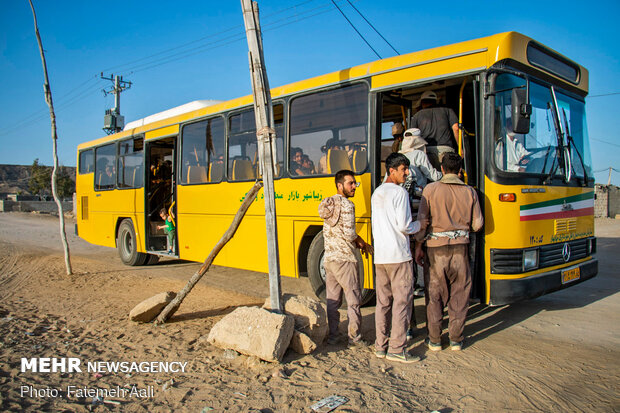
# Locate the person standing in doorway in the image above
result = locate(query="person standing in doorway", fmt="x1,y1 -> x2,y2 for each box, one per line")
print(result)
318,170 -> 373,346
415,152 -> 483,351
371,153 -> 428,363
410,90 -> 459,168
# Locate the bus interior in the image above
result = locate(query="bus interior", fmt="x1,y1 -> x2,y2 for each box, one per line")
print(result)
146,137 -> 177,255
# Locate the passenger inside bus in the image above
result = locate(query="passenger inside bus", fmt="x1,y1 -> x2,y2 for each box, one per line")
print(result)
301,155 -> 316,175
409,90 -> 459,169
291,147 -> 305,176
495,117 -> 531,172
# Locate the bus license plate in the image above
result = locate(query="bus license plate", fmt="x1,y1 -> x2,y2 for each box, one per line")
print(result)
562,267 -> 580,284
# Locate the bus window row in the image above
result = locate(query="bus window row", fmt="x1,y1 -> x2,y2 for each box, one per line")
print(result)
79,82 -> 371,190
180,82 -> 370,185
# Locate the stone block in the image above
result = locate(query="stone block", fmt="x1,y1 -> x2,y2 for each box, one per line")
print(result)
264,294 -> 328,345
289,330 -> 317,355
207,307 -> 294,362
129,291 -> 176,323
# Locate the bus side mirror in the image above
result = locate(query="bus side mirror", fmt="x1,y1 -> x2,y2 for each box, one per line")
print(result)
512,88 -> 532,134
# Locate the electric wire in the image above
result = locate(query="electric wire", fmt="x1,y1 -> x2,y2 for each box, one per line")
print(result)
330,0 -> 381,59
0,75 -> 101,136
102,0 -> 334,75
120,1 -> 344,75
1,1 -> 341,137
344,0 -> 399,55
588,92 -> 620,98
591,137 -> 620,148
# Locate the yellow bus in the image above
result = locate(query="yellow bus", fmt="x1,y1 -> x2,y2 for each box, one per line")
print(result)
76,31 -> 596,305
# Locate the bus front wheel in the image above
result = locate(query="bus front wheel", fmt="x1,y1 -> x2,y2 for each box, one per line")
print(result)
117,219 -> 147,266
307,231 -> 375,306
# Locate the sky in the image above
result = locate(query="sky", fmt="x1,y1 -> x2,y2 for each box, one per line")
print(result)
1,0 -> 619,185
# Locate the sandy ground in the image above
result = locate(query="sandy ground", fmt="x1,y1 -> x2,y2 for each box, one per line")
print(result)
0,212 -> 618,412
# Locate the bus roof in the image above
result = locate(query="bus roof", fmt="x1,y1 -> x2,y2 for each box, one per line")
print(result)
78,31 -> 588,150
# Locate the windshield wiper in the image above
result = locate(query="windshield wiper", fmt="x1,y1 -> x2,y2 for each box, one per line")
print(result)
546,87 -> 572,183
542,103 -> 560,184
562,108 -> 589,186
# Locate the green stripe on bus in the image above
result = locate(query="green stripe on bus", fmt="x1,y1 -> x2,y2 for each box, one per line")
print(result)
520,191 -> 594,211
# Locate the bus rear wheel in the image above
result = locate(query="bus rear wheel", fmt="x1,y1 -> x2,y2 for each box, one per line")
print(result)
307,231 -> 375,306
117,219 -> 148,266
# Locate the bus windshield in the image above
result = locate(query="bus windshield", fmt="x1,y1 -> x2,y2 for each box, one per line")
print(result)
493,73 -> 593,181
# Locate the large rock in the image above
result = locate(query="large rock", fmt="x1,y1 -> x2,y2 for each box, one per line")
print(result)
264,294 -> 328,345
129,292 -> 176,323
207,307 -> 294,362
289,330 -> 317,355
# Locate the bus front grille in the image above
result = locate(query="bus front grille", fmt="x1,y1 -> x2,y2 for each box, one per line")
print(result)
491,238 -> 589,274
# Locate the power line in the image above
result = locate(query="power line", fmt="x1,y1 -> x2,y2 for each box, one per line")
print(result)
344,0 -> 399,55
0,1 -> 340,137
588,92 -> 620,98
591,137 -> 620,148
593,167 -> 620,173
330,0 -> 381,59
101,0 -> 336,75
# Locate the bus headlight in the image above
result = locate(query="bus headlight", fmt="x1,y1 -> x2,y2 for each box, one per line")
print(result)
523,249 -> 539,272
587,238 -> 596,255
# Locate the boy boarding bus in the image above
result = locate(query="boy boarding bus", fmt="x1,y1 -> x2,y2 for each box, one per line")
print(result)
76,31 -> 596,305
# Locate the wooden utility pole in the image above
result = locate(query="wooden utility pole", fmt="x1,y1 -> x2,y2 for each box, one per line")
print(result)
28,0 -> 72,275
241,0 -> 282,312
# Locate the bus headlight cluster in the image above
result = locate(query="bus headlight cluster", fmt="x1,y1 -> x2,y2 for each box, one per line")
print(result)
523,249 -> 539,272
586,238 -> 596,255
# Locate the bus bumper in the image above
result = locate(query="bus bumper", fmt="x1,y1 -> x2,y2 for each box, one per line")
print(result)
489,258 -> 598,306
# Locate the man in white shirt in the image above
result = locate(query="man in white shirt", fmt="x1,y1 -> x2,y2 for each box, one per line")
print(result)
371,153 -> 428,363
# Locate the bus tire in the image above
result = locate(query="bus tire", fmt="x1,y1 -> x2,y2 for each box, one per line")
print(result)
307,231 -> 375,306
117,219 -> 147,266
145,254 -> 160,265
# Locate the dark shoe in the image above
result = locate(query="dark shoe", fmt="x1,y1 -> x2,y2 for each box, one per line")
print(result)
327,335 -> 341,345
375,349 -> 387,359
386,351 -> 421,363
406,328 -> 415,341
450,340 -> 463,351
425,337 -> 442,352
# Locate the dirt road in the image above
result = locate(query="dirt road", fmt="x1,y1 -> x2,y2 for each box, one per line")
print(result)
0,212 -> 618,412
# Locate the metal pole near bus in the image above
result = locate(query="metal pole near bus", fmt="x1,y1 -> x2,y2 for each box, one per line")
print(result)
241,0 -> 282,313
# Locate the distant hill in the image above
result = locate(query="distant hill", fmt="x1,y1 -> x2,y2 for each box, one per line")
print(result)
0,164 -> 75,196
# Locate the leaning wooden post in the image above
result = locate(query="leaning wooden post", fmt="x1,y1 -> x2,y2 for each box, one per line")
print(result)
156,181 -> 263,324
241,0 -> 282,313
28,0 -> 72,275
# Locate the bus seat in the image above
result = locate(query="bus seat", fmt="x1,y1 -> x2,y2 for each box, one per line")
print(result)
208,162 -> 224,182
232,159 -> 255,180
352,149 -> 368,172
188,165 -> 208,183
327,149 -> 351,174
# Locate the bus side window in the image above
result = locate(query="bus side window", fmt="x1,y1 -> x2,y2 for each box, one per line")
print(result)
290,83 -> 369,177
79,149 -> 94,174
118,136 -> 143,188
180,117 -> 225,184
95,143 -> 116,191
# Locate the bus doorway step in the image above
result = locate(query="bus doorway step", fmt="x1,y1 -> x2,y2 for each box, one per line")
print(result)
150,250 -> 178,258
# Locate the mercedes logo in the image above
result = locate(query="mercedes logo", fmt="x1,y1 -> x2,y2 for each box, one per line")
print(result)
562,243 -> 571,262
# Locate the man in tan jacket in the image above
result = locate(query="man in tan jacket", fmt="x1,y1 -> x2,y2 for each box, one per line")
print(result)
415,152 -> 483,351
318,170 -> 372,346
